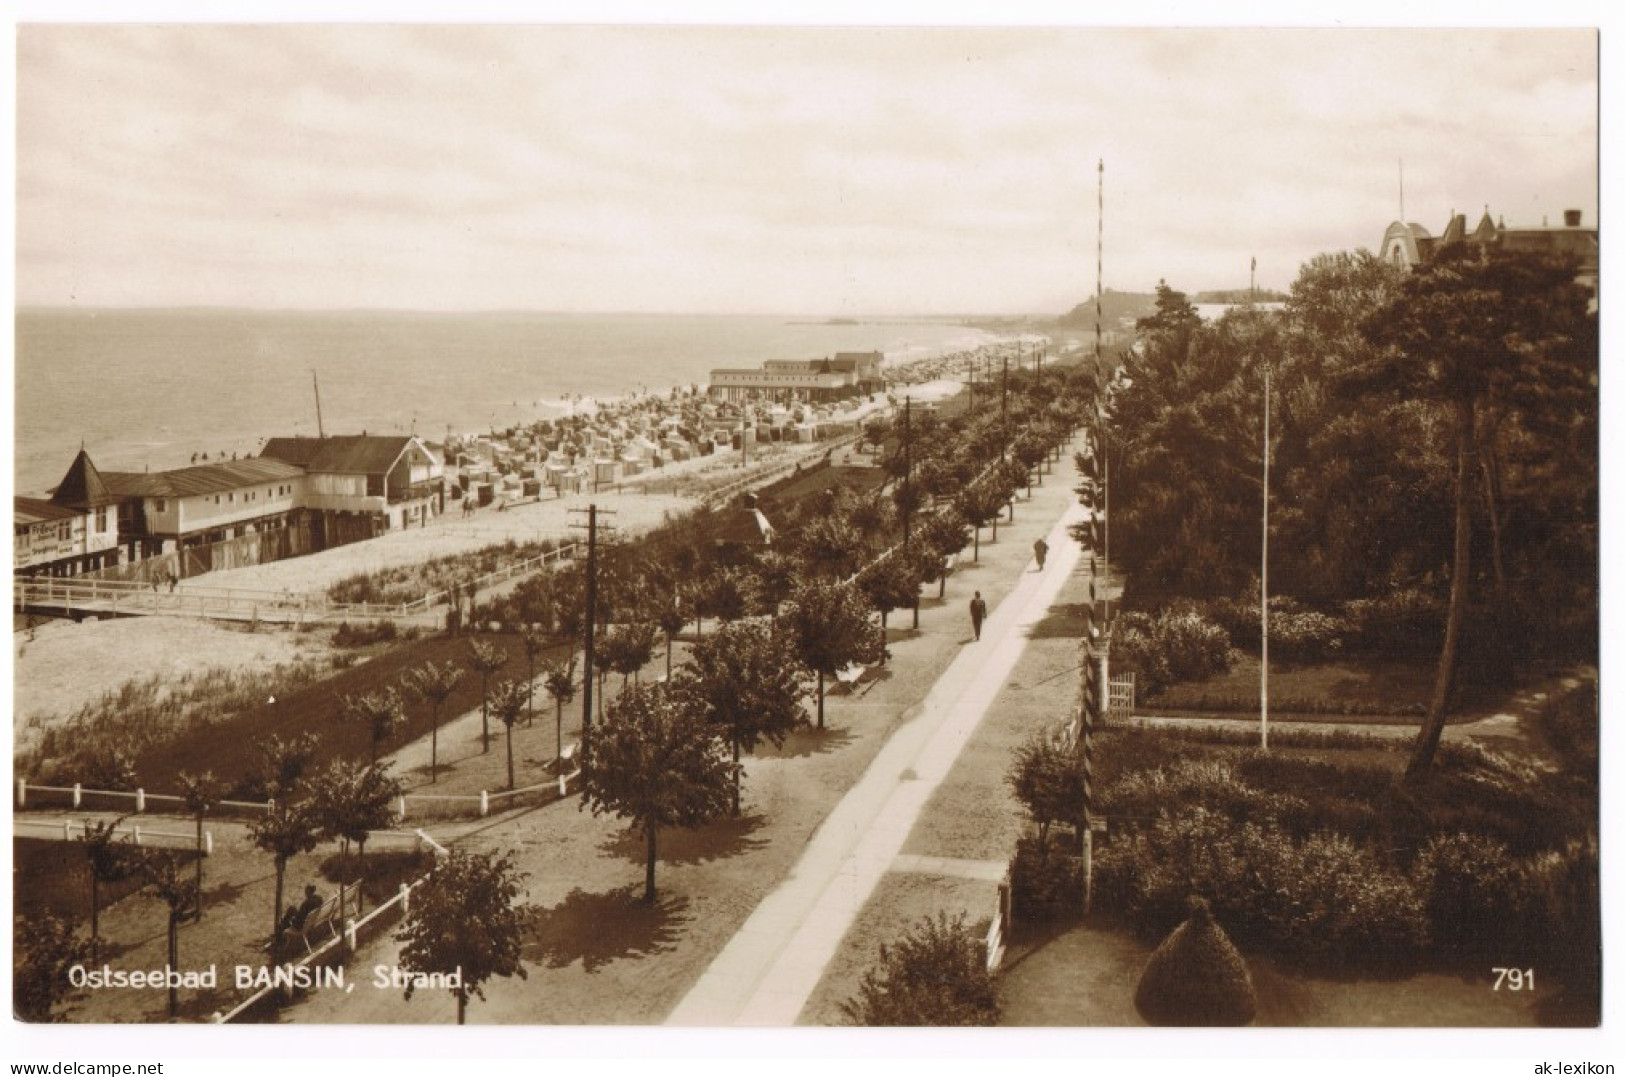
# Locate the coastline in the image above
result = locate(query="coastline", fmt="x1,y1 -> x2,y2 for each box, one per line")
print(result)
13,312 -> 1016,496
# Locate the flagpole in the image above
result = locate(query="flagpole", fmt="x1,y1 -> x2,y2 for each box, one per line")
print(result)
1255,256 -> 1269,752
1262,361 -> 1270,752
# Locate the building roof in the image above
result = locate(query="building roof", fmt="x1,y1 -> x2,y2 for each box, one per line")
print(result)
15,496 -> 81,525
51,450 -> 120,510
100,457 -> 306,499
261,434 -> 426,475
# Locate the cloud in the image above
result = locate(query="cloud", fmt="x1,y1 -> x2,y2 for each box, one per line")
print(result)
16,25 -> 1599,312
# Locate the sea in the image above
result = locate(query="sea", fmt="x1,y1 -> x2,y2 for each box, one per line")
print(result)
12,309 -> 998,496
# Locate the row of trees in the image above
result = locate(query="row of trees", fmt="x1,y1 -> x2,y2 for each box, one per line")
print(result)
1100,247 -> 1596,776
24,357 -> 1094,1021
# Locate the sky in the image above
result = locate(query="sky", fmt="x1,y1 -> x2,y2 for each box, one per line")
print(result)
10,19 -> 1603,315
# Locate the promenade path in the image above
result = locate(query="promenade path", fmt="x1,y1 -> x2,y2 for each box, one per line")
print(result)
666,490 -> 1087,1025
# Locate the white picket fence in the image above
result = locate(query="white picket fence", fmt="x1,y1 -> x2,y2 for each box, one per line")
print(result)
16,779 -> 271,817
14,815 -> 213,855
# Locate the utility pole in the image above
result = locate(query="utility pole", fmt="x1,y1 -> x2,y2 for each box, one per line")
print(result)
570,503 -> 616,776
1000,356 -> 1009,461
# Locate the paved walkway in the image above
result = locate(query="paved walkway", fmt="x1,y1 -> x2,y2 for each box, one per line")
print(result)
666,493 -> 1087,1026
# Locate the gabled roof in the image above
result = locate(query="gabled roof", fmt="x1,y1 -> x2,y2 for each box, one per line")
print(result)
51,450 -> 119,510
261,434 -> 428,475
100,458 -> 306,499
15,496 -> 81,525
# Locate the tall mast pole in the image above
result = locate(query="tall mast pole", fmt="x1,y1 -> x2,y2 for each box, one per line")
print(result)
1262,363 -> 1271,752
1255,256 -> 1270,752
312,370 -> 325,439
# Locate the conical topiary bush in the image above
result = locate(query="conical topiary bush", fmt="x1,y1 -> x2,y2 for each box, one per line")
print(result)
1134,895 -> 1257,1026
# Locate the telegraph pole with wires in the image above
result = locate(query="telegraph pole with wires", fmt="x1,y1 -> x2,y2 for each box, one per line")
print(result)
1000,355 -> 1009,460
569,502 -> 616,776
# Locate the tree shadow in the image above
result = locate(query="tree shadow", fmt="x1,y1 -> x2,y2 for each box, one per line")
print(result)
200,878 -> 248,909
597,812 -> 769,867
1026,602 -> 1090,640
757,725 -> 856,759
523,885 -> 690,973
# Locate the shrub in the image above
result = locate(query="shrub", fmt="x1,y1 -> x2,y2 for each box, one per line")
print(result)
840,912 -> 1000,1026
1096,808 -> 1426,972
333,619 -> 400,648
1134,896 -> 1256,1026
1006,729 -> 1085,848
1341,588 -> 1444,657
1411,833 -> 1547,960
1534,686 -> 1599,781
1207,594 -> 1349,661
1112,605 -> 1232,697
14,911 -> 91,1022
1009,835 -> 1083,924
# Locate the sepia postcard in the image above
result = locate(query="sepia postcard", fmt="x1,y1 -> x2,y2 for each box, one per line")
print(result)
7,11 -> 1610,1069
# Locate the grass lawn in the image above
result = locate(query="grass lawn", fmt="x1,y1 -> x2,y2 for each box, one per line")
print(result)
997,919 -> 1544,1027
1150,653 -> 1434,720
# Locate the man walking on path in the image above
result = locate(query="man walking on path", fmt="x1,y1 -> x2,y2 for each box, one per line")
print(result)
969,591 -> 987,640
1033,537 -> 1048,571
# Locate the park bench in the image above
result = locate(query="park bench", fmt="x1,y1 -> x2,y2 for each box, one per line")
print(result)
835,661 -> 867,686
296,881 -> 361,954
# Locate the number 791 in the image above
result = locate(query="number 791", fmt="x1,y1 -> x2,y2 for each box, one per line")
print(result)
1493,968 -> 1534,991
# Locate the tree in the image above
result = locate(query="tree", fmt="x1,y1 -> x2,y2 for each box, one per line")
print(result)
673,621 -> 809,815
14,911 -> 90,1022
796,514 -> 866,579
395,848 -> 531,1025
489,679 -> 528,790
176,770 -> 222,921
543,658 -> 577,767
956,482 -> 1005,559
750,549 -> 799,615
580,682 -> 732,902
136,850 -> 199,1019
247,733 -> 323,960
311,758 -> 402,917
656,593 -> 688,678
856,553 -> 920,645
600,620 -> 660,687
1006,729 -> 1084,852
407,660 -> 464,784
248,798 -> 323,961
779,579 -> 887,729
251,731 -> 321,801
840,911 -> 999,1026
1361,246 -> 1587,779
520,625 -> 548,726
700,567 -> 756,626
77,816 -> 135,962
341,687 -> 405,766
918,506 -> 972,598
468,638 -> 508,754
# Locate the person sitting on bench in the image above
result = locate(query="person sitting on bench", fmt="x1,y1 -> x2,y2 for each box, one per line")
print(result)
273,883 -> 324,953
